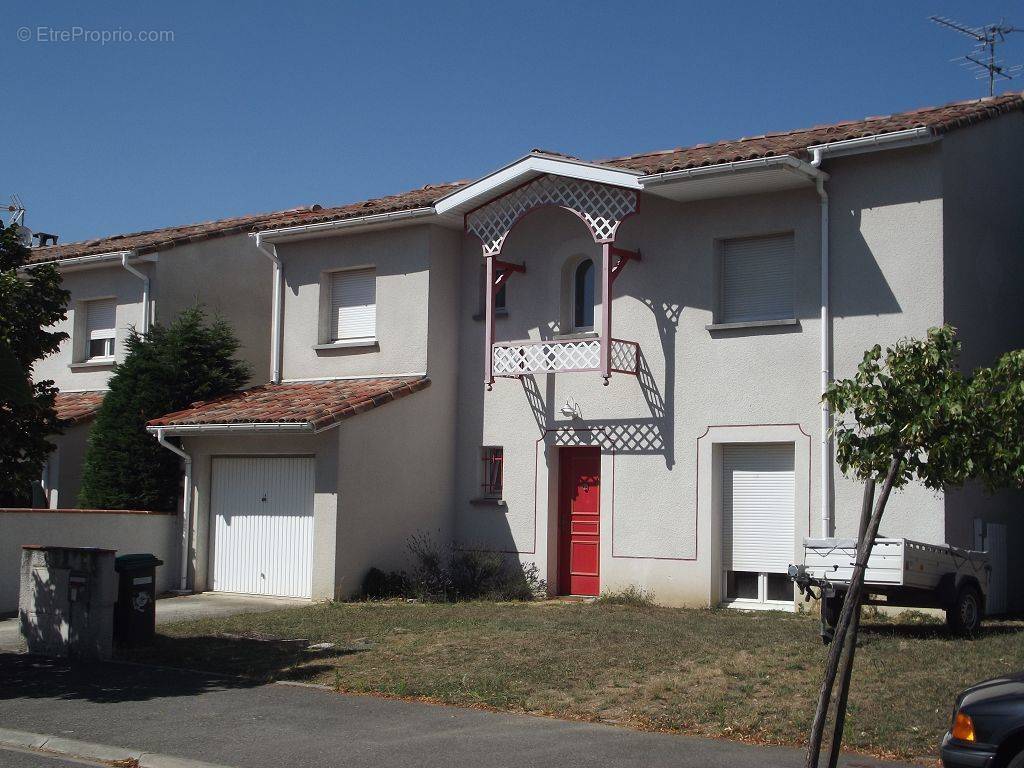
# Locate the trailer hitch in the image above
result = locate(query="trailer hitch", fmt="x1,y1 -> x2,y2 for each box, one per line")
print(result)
789,564 -> 844,645
788,564 -> 819,602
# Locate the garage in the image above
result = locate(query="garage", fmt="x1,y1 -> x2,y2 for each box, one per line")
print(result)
721,443 -> 795,607
210,456 -> 315,598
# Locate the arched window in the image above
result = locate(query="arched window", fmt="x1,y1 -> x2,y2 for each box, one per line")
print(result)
573,258 -> 595,330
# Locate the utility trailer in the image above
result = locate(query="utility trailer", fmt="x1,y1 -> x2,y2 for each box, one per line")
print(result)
791,537 -> 990,638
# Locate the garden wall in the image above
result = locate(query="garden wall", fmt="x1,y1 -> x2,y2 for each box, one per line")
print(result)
0,509 -> 179,613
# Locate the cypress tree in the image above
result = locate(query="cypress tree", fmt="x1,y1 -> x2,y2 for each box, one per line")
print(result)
79,306 -> 250,511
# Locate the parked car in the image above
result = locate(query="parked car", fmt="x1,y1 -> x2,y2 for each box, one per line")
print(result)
942,673 -> 1024,767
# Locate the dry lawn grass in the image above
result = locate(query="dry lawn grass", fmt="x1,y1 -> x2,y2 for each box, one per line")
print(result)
125,600 -> 1024,763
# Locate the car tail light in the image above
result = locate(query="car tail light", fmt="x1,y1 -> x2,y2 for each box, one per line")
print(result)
952,711 -> 976,742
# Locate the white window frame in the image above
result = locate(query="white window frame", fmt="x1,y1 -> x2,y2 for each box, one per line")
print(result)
721,570 -> 795,612
318,265 -> 377,349
718,232 -> 795,325
78,296 -> 117,363
569,256 -> 596,333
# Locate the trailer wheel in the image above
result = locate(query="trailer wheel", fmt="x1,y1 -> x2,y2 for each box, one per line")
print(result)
946,583 -> 983,636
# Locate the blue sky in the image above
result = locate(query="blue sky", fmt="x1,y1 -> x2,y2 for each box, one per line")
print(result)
3,1 -> 1022,243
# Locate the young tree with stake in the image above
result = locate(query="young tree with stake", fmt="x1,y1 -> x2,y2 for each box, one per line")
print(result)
806,326 -> 1024,768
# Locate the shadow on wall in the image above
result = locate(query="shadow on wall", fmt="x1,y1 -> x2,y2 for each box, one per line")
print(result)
830,206 -> 902,320
520,298 -> 681,469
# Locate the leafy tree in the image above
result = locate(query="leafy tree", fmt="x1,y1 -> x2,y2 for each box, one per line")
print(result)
78,306 -> 250,511
0,224 -> 69,506
806,326 -> 1024,768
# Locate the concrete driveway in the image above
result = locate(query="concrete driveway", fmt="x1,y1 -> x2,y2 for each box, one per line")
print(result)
0,593 -> 307,653
0,655 -> 911,768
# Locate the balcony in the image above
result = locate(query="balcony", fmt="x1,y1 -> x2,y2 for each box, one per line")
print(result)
492,337 -> 639,378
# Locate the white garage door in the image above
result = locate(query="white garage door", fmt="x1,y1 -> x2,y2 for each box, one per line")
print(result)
211,456 -> 315,598
722,443 -> 795,573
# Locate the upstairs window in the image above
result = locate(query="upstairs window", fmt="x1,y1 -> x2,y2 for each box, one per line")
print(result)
330,268 -> 376,343
494,267 -> 507,311
85,298 -> 116,360
481,446 -> 503,498
573,258 -> 595,331
476,263 -> 506,318
720,233 -> 795,323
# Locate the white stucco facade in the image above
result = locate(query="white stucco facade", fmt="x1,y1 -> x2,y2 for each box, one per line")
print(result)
30,234 -> 273,508
19,101 -> 1024,611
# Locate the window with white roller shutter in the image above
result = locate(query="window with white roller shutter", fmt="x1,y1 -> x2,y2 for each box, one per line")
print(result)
721,443 -> 796,607
84,298 -> 116,360
329,268 -> 376,342
720,233 -> 794,323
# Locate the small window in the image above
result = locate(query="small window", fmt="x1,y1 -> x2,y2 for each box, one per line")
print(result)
478,263 -> 506,315
720,233 -> 794,323
481,447 -> 503,498
330,268 -> 376,342
724,571 -> 792,605
84,298 -> 116,360
573,258 -> 595,330
725,570 -> 759,601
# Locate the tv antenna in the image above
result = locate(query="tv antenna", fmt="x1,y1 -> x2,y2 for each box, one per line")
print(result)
930,16 -> 1023,96
6,194 -> 26,227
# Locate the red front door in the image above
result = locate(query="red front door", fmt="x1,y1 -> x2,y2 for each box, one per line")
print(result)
558,447 -> 601,596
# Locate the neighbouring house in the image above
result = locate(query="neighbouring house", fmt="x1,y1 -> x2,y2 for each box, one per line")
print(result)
24,93 -> 1024,611
24,207 -> 327,507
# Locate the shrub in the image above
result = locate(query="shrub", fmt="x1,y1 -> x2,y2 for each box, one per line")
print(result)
594,586 -> 656,606
361,533 -> 546,602
362,567 -> 408,600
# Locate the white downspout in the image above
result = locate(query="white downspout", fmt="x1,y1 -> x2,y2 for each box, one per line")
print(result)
155,428 -> 192,592
811,147 -> 832,537
252,233 -> 282,383
120,250 -> 151,334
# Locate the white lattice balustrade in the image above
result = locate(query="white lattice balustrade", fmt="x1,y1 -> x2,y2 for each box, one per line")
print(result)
492,338 -> 638,377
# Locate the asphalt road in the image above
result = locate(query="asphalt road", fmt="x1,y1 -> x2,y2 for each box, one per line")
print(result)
0,744 -> 104,767
0,654 -> 911,768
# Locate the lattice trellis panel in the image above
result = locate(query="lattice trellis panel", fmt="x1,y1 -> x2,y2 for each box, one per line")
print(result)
493,339 -> 600,376
467,175 -> 638,256
492,338 -> 639,377
609,339 -> 640,374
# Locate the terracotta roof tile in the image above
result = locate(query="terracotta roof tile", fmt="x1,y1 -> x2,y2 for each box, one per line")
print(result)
249,182 -> 467,233
54,390 -> 105,425
147,377 -> 430,431
601,93 -> 1024,175
29,94 -> 1023,264
28,183 -> 466,264
28,206 -> 322,264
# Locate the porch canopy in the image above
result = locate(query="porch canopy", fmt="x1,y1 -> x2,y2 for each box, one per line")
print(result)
435,153 -> 646,389
146,376 -> 430,435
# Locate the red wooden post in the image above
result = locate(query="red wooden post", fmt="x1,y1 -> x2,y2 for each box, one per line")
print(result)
600,242 -> 613,385
484,254 -> 495,390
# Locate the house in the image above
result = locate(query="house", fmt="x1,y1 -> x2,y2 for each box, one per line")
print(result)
25,207 -> 325,507
39,94 -> 1024,610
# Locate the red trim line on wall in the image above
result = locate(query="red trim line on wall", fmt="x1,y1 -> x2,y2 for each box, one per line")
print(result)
467,421 -> 811,562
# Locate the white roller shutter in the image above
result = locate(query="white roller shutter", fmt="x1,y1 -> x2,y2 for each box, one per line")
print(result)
722,443 -> 795,573
330,268 -> 376,341
211,456 -> 315,598
86,298 -> 116,341
721,234 -> 794,323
